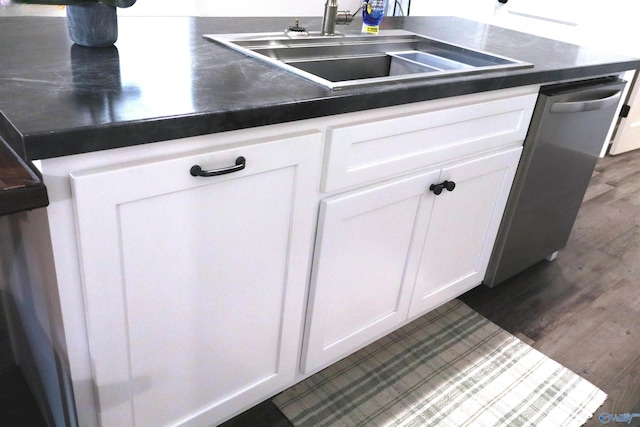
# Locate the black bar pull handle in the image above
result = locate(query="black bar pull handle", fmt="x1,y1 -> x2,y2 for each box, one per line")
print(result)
190,156 -> 246,177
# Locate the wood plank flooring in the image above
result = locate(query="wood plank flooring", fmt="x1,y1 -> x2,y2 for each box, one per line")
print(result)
3,149 -> 640,426
461,149 -> 640,427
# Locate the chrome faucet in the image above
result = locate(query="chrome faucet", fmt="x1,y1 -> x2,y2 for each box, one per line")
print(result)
321,0 -> 354,36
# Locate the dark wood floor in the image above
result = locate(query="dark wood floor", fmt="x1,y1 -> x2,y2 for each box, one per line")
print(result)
460,149 -> 640,427
4,149 -> 640,426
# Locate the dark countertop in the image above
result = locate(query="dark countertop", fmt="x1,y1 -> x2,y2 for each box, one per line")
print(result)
0,15 -> 639,161
0,137 -> 48,216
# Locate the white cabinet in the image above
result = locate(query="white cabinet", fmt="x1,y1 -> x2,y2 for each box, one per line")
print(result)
407,148 -> 522,317
20,85 -> 538,427
302,168 -> 441,373
69,132 -> 322,427
302,92 -> 536,374
303,148 -> 522,373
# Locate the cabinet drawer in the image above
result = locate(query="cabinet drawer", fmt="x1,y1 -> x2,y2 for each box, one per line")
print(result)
322,93 -> 536,192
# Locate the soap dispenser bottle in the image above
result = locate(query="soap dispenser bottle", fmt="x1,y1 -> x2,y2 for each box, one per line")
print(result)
362,0 -> 387,34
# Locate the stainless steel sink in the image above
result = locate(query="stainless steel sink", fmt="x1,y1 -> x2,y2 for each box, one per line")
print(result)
204,30 -> 533,90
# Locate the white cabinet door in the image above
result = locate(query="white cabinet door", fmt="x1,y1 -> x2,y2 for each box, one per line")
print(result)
407,147 -> 522,318
304,147 -> 523,374
302,168 -> 441,374
610,71 -> 640,155
69,132 -> 322,427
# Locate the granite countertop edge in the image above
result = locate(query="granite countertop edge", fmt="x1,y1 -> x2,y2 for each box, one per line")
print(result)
0,15 -> 639,161
13,64 -> 639,161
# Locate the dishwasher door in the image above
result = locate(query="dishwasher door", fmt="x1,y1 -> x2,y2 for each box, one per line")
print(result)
484,77 -> 625,287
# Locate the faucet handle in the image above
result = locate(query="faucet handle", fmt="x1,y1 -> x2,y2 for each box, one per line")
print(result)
336,11 -> 354,25
287,19 -> 307,33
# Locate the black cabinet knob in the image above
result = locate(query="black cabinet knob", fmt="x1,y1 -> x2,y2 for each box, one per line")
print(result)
430,180 -> 456,195
430,183 -> 444,195
498,0 -> 508,3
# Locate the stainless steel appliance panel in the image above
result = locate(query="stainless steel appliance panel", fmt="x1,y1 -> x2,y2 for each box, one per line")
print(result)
484,77 -> 625,287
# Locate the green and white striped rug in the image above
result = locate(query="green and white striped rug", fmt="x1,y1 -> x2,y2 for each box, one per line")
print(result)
273,300 -> 606,427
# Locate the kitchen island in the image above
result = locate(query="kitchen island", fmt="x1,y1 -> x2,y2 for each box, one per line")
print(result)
0,15 -> 638,427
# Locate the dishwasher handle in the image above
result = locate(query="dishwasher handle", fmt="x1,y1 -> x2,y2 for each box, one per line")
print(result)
550,90 -> 622,114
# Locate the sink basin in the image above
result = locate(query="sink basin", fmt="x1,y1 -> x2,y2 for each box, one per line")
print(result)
204,30 -> 533,90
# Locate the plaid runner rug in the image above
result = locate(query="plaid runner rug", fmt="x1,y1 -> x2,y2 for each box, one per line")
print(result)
273,300 -> 606,427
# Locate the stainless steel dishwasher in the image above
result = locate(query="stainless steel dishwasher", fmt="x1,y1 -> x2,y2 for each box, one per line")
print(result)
484,77 -> 626,287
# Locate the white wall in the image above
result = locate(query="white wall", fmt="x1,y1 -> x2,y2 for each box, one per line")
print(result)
409,0 -> 497,21
1,0 -> 367,17
0,0 -> 410,18
0,3 -> 65,16
410,0 -> 640,57
120,0 -> 197,16
195,0 -> 363,17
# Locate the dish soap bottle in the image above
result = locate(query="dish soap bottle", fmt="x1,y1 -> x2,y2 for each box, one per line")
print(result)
362,0 -> 387,34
